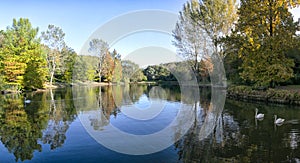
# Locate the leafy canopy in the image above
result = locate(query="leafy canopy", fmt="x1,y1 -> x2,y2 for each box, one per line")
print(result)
226,0 -> 299,87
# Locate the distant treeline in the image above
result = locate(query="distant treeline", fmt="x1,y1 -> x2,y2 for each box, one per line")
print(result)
3,0 -> 300,92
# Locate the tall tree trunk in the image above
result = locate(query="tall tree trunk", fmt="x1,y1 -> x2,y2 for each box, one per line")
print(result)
99,61 -> 102,82
50,55 -> 56,86
50,71 -> 54,86
99,71 -> 102,83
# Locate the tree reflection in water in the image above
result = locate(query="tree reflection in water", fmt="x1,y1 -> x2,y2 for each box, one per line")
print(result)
41,88 -> 77,150
87,84 -> 149,131
175,94 -> 300,162
0,88 -> 77,161
0,85 -> 299,162
0,94 -> 41,162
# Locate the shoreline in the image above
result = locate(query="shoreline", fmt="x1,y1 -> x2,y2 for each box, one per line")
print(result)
1,81 -> 219,94
1,82 -> 113,94
227,85 -> 300,106
3,82 -> 300,107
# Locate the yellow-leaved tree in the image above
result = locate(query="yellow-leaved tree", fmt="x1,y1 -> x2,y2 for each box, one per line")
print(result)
227,0 -> 300,87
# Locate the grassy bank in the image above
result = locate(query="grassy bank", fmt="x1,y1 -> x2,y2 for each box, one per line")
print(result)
227,85 -> 300,105
0,81 -> 114,94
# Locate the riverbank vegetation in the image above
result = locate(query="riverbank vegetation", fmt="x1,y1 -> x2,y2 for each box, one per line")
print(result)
227,85 -> 300,105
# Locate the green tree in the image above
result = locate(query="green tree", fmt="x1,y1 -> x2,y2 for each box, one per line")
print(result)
226,0 -> 299,87
121,60 -> 145,83
174,0 -> 237,84
131,70 -> 147,82
88,39 -> 109,82
0,30 -> 3,87
223,51 -> 243,84
72,55 -> 99,82
0,30 -> 3,90
41,25 -> 66,86
23,57 -> 47,89
72,56 -> 87,82
0,18 -> 47,90
60,46 -> 77,84
112,59 -> 122,83
286,36 -> 300,84
143,65 -> 175,81
190,0 -> 238,57
0,30 -> 3,48
111,49 -> 122,83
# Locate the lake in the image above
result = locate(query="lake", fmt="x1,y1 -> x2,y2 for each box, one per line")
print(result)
0,84 -> 299,162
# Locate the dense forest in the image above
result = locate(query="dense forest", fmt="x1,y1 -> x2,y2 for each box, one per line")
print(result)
1,0 -> 300,93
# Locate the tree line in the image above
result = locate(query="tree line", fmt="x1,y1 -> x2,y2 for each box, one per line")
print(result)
2,0 -> 300,91
0,18 -> 80,91
0,18 -> 177,92
173,0 -> 300,88
0,18 -> 126,92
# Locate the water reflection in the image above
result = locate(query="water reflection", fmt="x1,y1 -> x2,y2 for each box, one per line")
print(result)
75,84 -> 199,155
0,85 -> 299,162
0,89 -> 77,162
176,99 -> 300,162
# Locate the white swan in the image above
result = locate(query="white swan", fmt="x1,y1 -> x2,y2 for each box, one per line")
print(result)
24,97 -> 31,104
255,108 -> 264,119
274,115 -> 285,124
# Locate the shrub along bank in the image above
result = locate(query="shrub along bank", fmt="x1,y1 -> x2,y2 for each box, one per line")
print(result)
227,85 -> 300,105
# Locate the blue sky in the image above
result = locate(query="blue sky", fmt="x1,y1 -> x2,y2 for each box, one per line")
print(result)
0,0 -> 186,56
0,0 -> 299,58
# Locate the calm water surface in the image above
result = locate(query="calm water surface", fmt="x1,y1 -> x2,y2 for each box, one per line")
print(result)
0,85 -> 299,162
